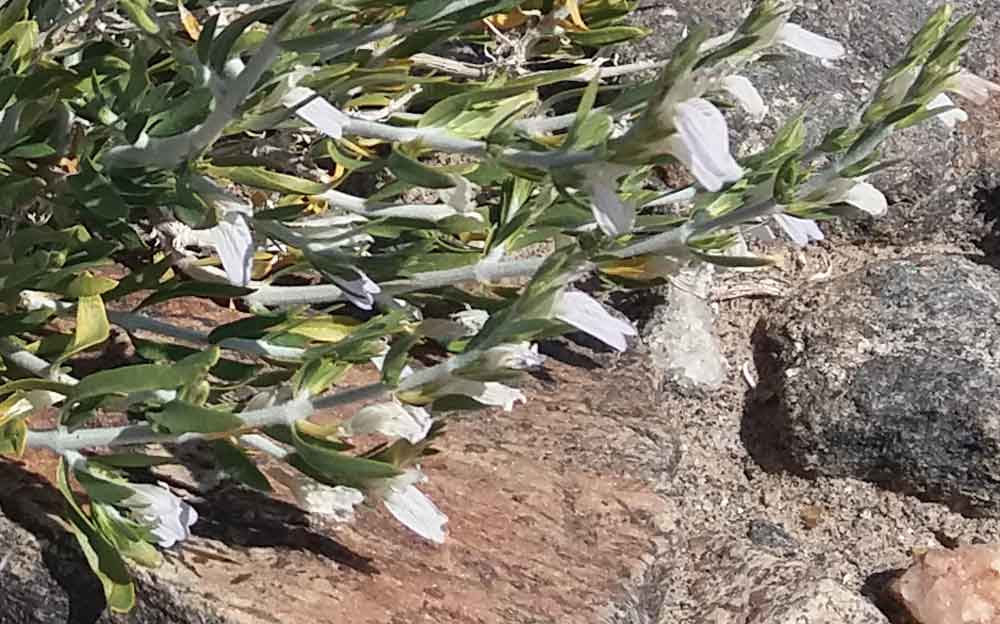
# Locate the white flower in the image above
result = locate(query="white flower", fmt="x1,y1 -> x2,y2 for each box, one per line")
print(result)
950,70 -> 1000,106
453,309 -> 489,333
288,479 -> 364,522
928,93 -> 969,128
282,86 -> 348,139
776,23 -> 845,60
837,181 -> 887,217
552,290 -> 636,351
121,483 -> 198,548
774,214 -> 824,247
331,268 -> 381,310
721,76 -> 768,122
340,401 -> 432,443
209,212 -> 254,287
920,71 -> 999,128
478,342 -> 545,371
666,98 -> 744,192
578,163 -> 635,237
438,176 -> 483,221
369,468 -> 447,544
436,378 -> 526,411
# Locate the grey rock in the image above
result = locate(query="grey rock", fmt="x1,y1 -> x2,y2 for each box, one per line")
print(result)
747,518 -> 797,553
689,539 -> 888,623
0,506 -> 230,624
624,1 -> 1000,249
750,254 -> 1000,516
644,265 -> 728,391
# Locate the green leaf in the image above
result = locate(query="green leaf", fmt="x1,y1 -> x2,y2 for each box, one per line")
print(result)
70,347 -> 220,402
291,358 -> 350,397
119,0 -> 160,34
209,440 -> 272,491
381,333 -> 422,387
54,294 -> 110,366
0,417 -> 26,457
149,400 -> 244,434
197,14 -> 220,64
136,280 -> 255,309
76,470 -> 136,505
209,3 -> 290,71
64,272 -> 119,298
0,0 -> 29,34
91,503 -> 162,568
291,423 -> 401,488
57,460 -> 136,613
204,165 -> 329,195
689,249 -> 779,268
4,142 -> 57,158
386,149 -> 456,189
566,26 -> 648,47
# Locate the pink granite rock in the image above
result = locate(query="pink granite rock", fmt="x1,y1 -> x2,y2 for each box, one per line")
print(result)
895,545 -> 1000,624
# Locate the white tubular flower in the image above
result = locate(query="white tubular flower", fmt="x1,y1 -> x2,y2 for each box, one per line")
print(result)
479,342 -> 546,371
776,23 -> 846,60
209,212 -> 254,287
331,268 -> 381,310
438,176 -> 483,221
928,93 -> 969,128
120,483 -> 198,548
340,401 -> 432,444
666,98 -> 743,192
721,76 -> 768,122
282,86 -> 348,139
370,468 -> 447,544
552,290 -> 636,351
288,479 -> 364,522
838,181 -> 888,217
774,214 -> 824,247
578,163 -> 635,237
453,309 -> 490,333
950,70 -> 1000,105
436,378 -> 526,411
928,71 -> 999,127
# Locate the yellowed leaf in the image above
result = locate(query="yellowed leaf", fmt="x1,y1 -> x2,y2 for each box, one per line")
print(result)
177,1 -> 202,40
286,316 -> 360,343
561,0 -> 589,30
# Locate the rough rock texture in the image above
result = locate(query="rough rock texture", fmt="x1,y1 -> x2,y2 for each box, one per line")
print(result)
643,265 -> 728,391
750,255 -> 1000,516
893,544 -> 1000,624
0,497 -> 229,624
625,0 -> 1000,250
610,537 -> 888,623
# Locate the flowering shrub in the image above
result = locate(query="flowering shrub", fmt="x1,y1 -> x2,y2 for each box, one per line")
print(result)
0,0 -> 996,612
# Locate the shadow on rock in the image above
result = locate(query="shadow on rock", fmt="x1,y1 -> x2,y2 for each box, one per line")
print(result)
0,459 -> 111,624
738,321 -> 809,477
973,174 -> 1000,259
189,484 -> 378,575
862,569 -> 914,624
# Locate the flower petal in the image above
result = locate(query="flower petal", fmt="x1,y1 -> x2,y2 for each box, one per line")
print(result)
553,290 -> 636,351
950,70 -> 1000,106
774,214 -> 824,247
209,213 -> 254,287
841,181 -> 887,217
282,87 -> 347,139
342,402 -> 432,443
437,378 -> 526,411
927,93 -> 968,128
721,75 -> 768,122
669,98 -> 743,192
291,481 -> 364,522
331,268 -> 381,310
777,23 -> 845,60
591,178 -> 634,236
383,483 -> 448,544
